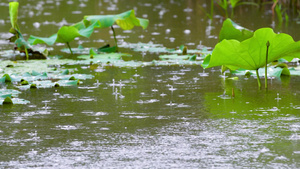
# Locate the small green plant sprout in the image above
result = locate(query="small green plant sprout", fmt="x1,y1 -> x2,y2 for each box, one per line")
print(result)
78,10 -> 149,52
2,74 -> 12,83
180,45 -> 188,55
202,28 -> 300,89
8,2 -> 47,60
21,80 -> 29,85
8,2 -> 30,60
3,96 -> 13,104
30,84 -> 37,89
69,76 -> 76,80
28,24 -> 95,55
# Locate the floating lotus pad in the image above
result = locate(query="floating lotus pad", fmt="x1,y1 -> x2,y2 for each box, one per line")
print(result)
0,89 -> 30,105
159,54 -> 197,61
60,46 -> 97,54
230,66 -> 294,77
16,79 -> 81,90
119,42 -> 211,55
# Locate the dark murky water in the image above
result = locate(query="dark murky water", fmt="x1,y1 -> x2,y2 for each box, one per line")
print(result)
0,0 -> 299,168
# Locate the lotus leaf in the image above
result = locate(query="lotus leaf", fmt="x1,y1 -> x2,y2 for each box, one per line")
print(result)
28,25 -> 95,54
203,28 -> 300,70
9,2 -> 19,31
231,66 -> 292,77
0,89 -> 29,105
219,18 -> 253,42
159,54 -> 197,61
83,10 -> 149,30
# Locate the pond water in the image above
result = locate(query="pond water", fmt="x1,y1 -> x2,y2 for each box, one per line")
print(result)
0,0 -> 300,168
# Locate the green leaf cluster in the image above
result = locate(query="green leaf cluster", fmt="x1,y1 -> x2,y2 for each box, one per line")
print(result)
28,9 -> 149,54
202,18 -> 300,88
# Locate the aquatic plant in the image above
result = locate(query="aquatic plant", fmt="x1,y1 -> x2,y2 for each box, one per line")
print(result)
8,2 -> 47,59
202,27 -> 300,89
8,2 -> 30,59
75,9 -> 149,52
28,24 -> 95,55
219,18 -> 253,42
28,10 -> 148,54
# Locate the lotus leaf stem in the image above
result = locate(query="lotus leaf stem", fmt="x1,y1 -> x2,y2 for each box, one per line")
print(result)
66,42 -> 73,55
111,26 -> 118,52
256,69 -> 261,89
265,41 -> 270,89
24,48 -> 29,60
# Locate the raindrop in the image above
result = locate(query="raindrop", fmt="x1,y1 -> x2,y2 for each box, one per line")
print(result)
151,32 -> 160,35
43,12 -> 52,16
160,93 -> 167,97
72,11 -> 82,14
79,3 -> 86,7
183,8 -> 193,12
184,29 -> 191,34
29,11 -> 34,17
169,37 -> 175,42
33,22 -> 40,28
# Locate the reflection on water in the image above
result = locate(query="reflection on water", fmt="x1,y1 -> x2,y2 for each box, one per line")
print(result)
0,0 -> 300,168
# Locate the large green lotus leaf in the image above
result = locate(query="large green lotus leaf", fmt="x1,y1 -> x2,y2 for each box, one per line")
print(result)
28,25 -> 93,46
219,18 -> 253,42
77,21 -> 98,38
205,28 -> 300,70
84,10 -> 149,30
56,26 -> 81,43
28,34 -> 58,46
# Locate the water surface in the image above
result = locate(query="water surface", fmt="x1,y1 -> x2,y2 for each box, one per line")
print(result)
0,0 -> 299,168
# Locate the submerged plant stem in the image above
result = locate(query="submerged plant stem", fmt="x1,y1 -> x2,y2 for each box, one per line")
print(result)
111,26 -> 118,52
66,42 -> 73,55
256,69 -> 261,89
24,48 -> 29,60
265,41 -> 270,89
